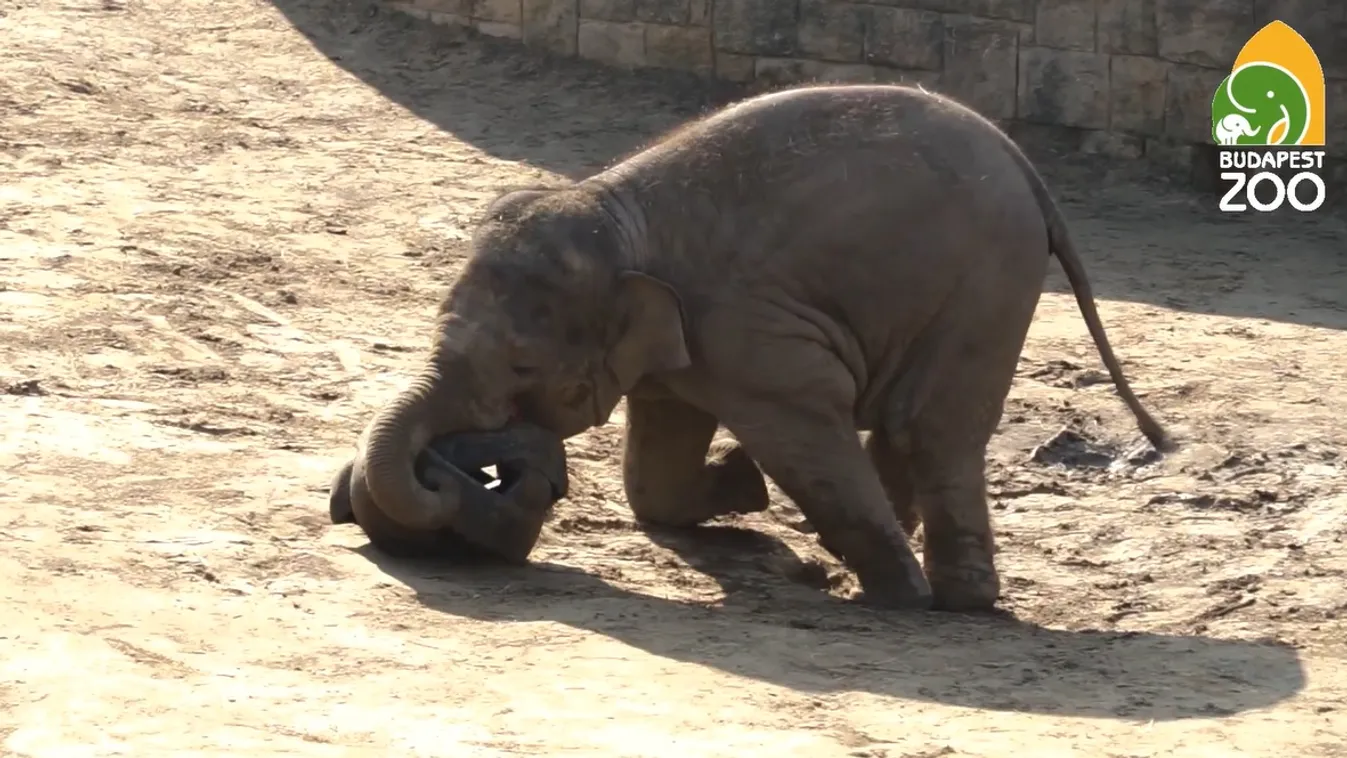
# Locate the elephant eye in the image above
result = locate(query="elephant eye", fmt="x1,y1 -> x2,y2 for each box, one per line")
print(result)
511,365 -> 539,378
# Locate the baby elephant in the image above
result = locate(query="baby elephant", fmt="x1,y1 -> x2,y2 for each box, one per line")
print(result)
349,83 -> 1171,612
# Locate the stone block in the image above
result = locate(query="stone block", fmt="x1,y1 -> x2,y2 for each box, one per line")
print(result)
414,0 -> 479,14
1005,121 -> 1072,153
392,3 -> 434,20
1187,142 -> 1225,193
645,24 -> 713,73
429,11 -> 472,26
1098,0 -> 1155,55
940,15 -> 1020,119
751,57 -> 808,85
413,0 -> 475,14
475,20 -> 523,37
807,61 -> 881,83
798,0 -> 866,62
1006,121 -> 1093,156
578,18 -> 646,66
1144,136 -> 1195,177
580,0 -> 633,21
1256,0 -> 1347,79
865,7 -> 943,70
635,0 -> 689,25
1163,63 -> 1227,141
1110,54 -> 1169,135
1018,47 -> 1109,129
754,58 -> 881,85
689,0 -> 710,25
523,0 -> 578,54
1329,157 -> 1347,195
871,67 -> 943,90
715,52 -> 757,81
713,0 -> 798,56
1327,78 -> 1347,151
1082,129 -> 1145,158
878,0 -> 1032,23
1156,0 -> 1258,68
474,0 -> 522,23
1034,0 -> 1096,51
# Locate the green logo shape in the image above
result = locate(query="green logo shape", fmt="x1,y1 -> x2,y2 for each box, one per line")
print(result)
1211,62 -> 1311,146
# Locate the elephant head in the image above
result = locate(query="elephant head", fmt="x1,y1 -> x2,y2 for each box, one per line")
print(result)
358,185 -> 691,532
1211,62 -> 1310,146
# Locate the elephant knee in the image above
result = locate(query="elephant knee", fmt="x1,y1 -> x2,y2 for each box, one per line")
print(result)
625,440 -> 769,527
626,483 -> 704,527
623,452 -> 694,525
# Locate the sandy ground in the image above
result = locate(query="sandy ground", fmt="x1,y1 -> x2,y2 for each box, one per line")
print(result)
3,0 -> 1347,755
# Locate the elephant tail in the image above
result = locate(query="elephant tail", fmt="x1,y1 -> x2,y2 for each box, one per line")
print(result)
1002,140 -> 1176,453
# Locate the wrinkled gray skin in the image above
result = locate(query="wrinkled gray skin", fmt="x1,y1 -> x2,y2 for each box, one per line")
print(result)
353,83 -> 1171,611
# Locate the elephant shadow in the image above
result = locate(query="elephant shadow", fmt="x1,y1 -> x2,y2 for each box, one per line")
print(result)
263,0 -> 745,180
351,523 -> 1306,722
264,0 -> 1347,333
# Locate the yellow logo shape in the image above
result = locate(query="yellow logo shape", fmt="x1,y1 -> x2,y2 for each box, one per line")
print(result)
1211,21 -> 1325,147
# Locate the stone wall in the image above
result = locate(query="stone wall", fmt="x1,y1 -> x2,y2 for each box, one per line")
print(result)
388,0 -> 1346,168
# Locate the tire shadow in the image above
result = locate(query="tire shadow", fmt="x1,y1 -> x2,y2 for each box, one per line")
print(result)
350,528 -> 1306,722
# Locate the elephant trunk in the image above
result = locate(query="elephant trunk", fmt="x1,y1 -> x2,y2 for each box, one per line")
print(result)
360,351 -> 497,531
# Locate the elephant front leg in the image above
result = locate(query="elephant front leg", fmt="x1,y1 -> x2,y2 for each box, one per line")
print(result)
721,404 -> 933,610
622,396 -> 770,527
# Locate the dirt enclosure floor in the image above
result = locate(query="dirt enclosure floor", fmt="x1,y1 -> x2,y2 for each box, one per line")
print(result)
3,0 -> 1347,754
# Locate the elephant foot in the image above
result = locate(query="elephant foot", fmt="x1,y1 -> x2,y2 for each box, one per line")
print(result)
703,439 -> 771,517
827,528 -> 934,611
925,541 -> 1001,612
853,565 -> 935,611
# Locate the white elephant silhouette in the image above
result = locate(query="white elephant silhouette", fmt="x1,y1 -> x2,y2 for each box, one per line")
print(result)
1215,113 -> 1261,145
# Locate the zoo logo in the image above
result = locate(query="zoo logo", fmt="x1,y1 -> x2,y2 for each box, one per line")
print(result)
1211,21 -> 1324,147
1210,21 -> 1328,213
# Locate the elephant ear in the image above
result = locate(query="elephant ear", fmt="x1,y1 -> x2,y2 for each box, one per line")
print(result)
607,271 -> 691,392
484,186 -> 557,223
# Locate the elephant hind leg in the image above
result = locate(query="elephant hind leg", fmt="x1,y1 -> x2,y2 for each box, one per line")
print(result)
864,432 -> 920,539
867,422 -> 998,612
898,305 -> 1038,612
908,445 -> 999,612
622,395 -> 770,528
718,399 -> 932,610
871,383 -> 1001,612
